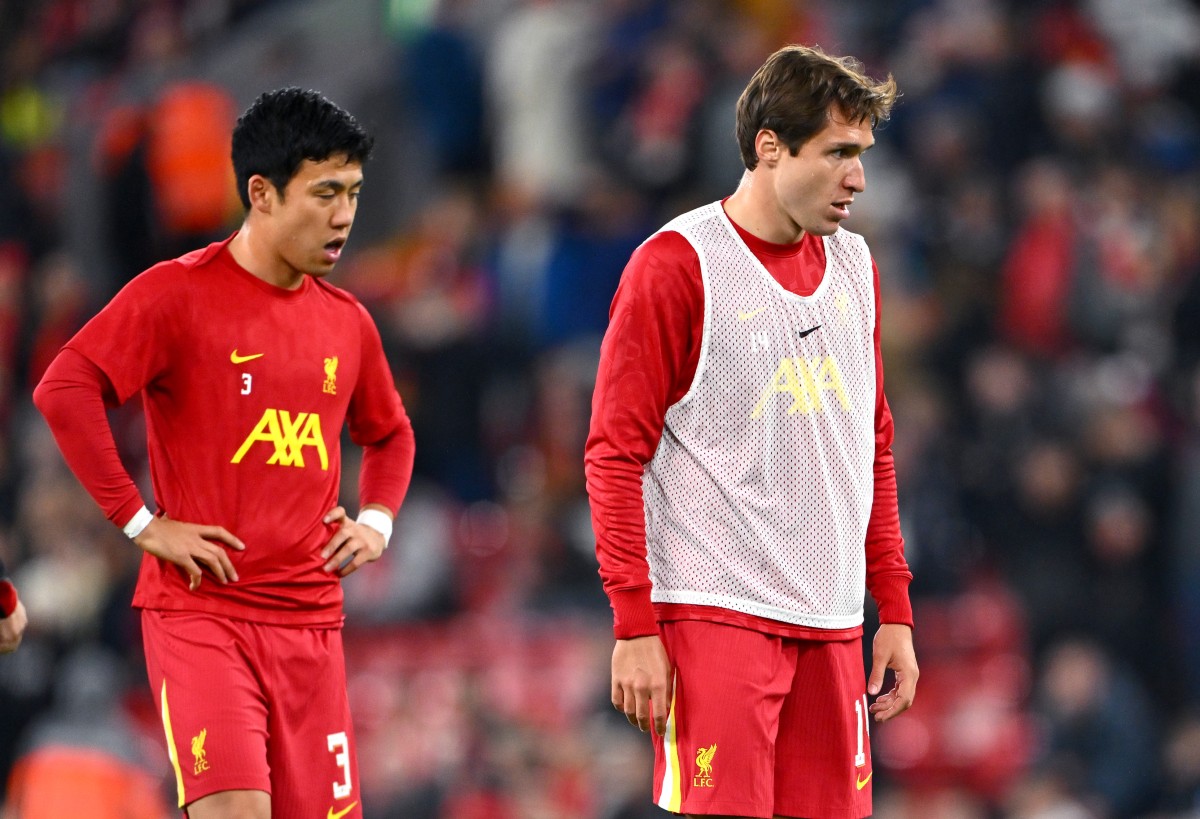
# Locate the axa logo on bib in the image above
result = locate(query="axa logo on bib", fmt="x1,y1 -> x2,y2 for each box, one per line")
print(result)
751,355 -> 852,418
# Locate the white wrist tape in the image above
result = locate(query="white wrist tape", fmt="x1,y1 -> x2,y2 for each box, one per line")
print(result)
356,508 -> 393,548
123,506 -> 154,539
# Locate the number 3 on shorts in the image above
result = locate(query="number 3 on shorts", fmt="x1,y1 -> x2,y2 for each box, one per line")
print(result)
328,731 -> 352,799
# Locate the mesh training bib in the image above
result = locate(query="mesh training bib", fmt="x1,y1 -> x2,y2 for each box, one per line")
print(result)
644,202 -> 877,629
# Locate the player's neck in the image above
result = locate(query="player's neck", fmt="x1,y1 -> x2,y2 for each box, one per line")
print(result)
228,225 -> 306,291
724,171 -> 806,245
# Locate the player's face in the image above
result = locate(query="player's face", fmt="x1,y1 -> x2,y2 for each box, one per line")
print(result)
770,107 -> 873,238
273,155 -> 363,279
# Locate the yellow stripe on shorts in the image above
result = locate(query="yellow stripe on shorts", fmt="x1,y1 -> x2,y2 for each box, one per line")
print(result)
160,680 -> 187,807
656,677 -> 682,813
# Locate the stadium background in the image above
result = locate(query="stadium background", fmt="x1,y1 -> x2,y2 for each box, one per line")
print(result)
1,0 -> 1199,816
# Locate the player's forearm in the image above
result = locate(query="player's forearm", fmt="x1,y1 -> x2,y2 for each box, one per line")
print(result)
585,443 -> 659,637
865,444 -> 914,627
358,416 -> 415,515
33,350 -> 146,526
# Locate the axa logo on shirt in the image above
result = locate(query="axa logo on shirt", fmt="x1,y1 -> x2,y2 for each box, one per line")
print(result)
750,355 -> 852,418
231,408 -> 329,470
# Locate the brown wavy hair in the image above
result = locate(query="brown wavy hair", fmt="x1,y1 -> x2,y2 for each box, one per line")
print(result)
736,44 -> 898,170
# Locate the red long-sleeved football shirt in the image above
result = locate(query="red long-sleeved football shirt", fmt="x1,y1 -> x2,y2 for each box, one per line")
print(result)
34,236 -> 415,625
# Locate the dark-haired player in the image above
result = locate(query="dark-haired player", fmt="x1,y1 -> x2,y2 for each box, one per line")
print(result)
35,87 -> 414,818
586,45 -> 918,818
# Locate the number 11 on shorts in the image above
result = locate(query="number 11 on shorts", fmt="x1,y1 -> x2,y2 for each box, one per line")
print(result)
853,695 -> 869,767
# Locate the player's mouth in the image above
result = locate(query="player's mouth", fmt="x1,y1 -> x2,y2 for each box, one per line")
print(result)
323,238 -> 347,264
832,200 -> 852,219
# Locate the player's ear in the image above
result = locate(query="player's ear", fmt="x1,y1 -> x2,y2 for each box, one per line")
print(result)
246,174 -> 275,214
755,129 -> 782,166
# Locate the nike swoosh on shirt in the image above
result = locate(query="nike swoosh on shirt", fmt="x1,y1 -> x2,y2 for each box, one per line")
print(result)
327,802 -> 358,819
230,350 -> 265,364
737,307 -> 767,321
797,325 -> 822,339
856,771 -> 872,790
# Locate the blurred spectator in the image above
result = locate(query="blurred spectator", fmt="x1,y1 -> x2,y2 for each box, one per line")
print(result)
1031,637 -> 1159,818
95,79 -> 239,281
396,0 -> 489,179
485,0 -> 598,209
3,645 -> 170,819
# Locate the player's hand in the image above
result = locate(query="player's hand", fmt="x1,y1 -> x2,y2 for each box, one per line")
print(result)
0,600 -> 27,654
320,506 -> 388,577
868,623 -> 918,722
133,515 -> 244,592
612,635 -> 673,736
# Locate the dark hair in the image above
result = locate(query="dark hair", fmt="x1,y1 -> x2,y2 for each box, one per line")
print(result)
231,87 -> 374,209
736,44 -> 898,171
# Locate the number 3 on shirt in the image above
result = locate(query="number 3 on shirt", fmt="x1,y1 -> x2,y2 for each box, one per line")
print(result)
328,731 -> 352,799
241,374 -> 252,395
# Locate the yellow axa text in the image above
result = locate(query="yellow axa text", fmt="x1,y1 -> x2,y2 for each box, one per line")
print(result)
231,408 -> 329,470
751,355 -> 852,418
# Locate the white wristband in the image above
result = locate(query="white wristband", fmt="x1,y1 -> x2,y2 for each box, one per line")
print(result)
356,508 -> 393,548
122,506 -> 154,539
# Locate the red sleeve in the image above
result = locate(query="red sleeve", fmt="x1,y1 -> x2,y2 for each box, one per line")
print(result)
0,572 -> 16,618
349,302 -> 416,514
0,556 -> 13,617
585,231 -> 703,638
62,263 -> 180,404
32,348 -> 147,527
865,258 -> 914,627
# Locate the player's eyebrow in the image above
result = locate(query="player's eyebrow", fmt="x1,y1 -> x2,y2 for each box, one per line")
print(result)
832,139 -> 873,151
311,178 -> 363,192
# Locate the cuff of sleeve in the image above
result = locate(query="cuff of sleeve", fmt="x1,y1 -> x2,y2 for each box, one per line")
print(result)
122,506 -> 154,539
356,508 -> 393,548
112,496 -> 149,531
0,579 -> 17,618
610,587 -> 658,639
871,572 -> 915,629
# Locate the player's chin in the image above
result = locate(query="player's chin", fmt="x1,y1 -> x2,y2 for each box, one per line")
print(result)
306,258 -> 337,277
805,216 -> 842,236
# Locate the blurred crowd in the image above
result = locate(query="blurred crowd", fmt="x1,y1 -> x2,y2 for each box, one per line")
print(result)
2,0 -> 1200,816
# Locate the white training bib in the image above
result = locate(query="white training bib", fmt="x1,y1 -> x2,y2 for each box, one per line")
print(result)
644,202 -> 877,629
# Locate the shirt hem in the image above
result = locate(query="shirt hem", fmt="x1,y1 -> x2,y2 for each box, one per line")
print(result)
652,590 -> 863,630
133,598 -> 344,629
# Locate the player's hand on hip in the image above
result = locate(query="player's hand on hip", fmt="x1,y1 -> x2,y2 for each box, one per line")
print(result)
612,635 -> 673,737
0,600 -> 27,653
133,515 -> 244,591
868,622 -> 918,722
320,506 -> 386,577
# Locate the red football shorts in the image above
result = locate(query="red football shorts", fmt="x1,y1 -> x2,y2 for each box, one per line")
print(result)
141,610 -> 361,818
652,620 -> 873,818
